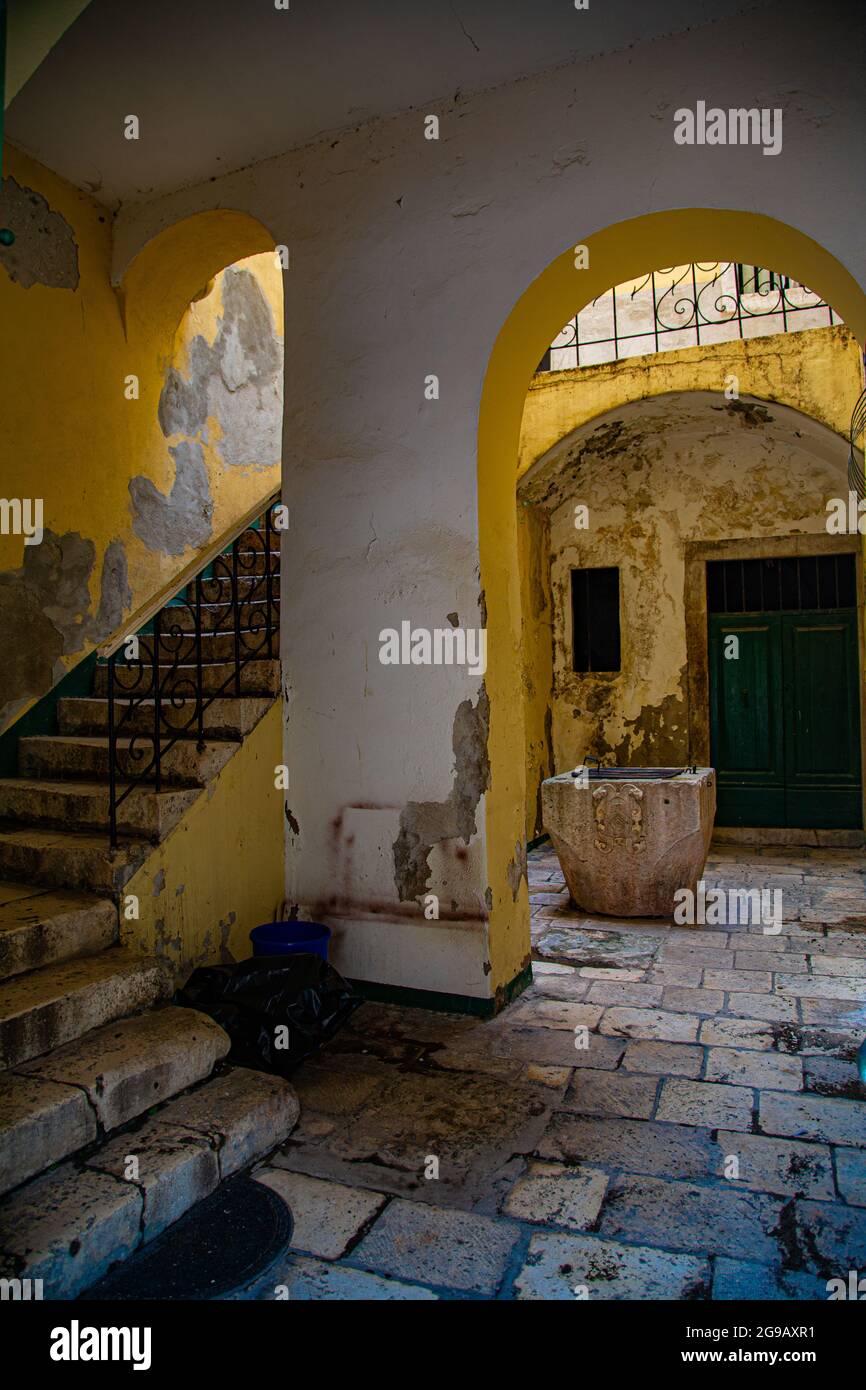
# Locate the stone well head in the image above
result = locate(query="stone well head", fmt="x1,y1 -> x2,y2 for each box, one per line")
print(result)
541,767 -> 716,919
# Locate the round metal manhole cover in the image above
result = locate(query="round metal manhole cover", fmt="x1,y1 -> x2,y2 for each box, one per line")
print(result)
80,1175 -> 293,1301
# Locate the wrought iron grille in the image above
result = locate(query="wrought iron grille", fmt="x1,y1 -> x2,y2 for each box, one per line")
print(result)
848,388 -> 866,503
536,263 -> 841,373
105,496 -> 281,848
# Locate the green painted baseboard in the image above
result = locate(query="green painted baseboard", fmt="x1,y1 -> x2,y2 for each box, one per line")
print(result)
348,961 -> 533,1018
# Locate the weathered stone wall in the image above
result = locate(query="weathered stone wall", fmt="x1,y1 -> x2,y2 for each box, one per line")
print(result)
518,383 -> 859,828
517,326 -> 864,839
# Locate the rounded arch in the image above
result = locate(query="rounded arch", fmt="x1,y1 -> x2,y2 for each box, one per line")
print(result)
478,208 -> 866,996
119,208 -> 276,353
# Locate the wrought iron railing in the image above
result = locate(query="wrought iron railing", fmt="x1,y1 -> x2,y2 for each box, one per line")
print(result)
536,262 -> 841,373
848,388 -> 866,503
105,495 -> 281,847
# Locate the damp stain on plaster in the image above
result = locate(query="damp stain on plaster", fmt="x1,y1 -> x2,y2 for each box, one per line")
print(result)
393,685 -> 490,903
0,177 -> 79,291
506,839 -> 528,902
714,399 -> 774,428
0,529 -> 131,726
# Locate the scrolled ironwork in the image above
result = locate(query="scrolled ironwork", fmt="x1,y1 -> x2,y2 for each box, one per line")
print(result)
849,388 -> 866,504
538,262 -> 840,372
106,498 -> 281,846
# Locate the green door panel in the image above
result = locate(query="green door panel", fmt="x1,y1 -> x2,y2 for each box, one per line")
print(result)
709,614 -> 784,826
782,611 -> 862,828
710,607 -> 862,829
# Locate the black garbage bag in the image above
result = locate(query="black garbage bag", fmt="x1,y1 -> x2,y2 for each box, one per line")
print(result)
176,953 -> 362,1077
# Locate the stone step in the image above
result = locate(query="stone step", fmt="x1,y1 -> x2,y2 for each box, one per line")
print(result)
0,777 -> 200,841
189,575 -> 279,603
57,695 -> 273,742
0,826 -> 149,894
0,948 -> 171,1069
0,1066 -> 299,1298
0,1006 -> 230,1196
153,628 -> 279,663
167,595 -> 279,633
18,734 -> 238,787
0,884 -> 117,981
93,658 -> 281,699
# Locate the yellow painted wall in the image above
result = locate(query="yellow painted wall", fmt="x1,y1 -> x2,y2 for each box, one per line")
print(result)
516,326 -> 864,840
0,146 -> 282,733
121,700 -> 285,982
519,324 -> 860,478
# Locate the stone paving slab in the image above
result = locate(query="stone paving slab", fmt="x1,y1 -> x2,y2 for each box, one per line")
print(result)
561,1068 -> 659,1120
598,1174 -> 784,1261
538,1113 -> 715,1179
698,1016 -> 775,1050
533,926 -> 663,970
502,997 -> 601,1030
254,1168 -> 386,1260
705,1046 -> 803,1091
759,1091 -> 866,1147
231,1254 -> 439,1300
835,1148 -> 866,1206
802,1054 -> 863,1099
599,1007 -> 701,1043
621,1040 -> 703,1078
712,1257 -> 829,1300
656,1078 -> 754,1130
502,1161 -> 608,1230
727,992 -> 799,1023
346,1199 -> 520,1295
514,1231 -> 710,1300
793,1199 -> 866,1275
713,1130 -> 835,1200
289,1063 -> 388,1116
488,1026 -> 625,1069
299,1067 -> 550,1204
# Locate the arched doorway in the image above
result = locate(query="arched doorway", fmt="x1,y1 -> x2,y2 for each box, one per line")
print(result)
478,209 -> 866,999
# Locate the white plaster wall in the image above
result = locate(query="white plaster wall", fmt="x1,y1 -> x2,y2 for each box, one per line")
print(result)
112,1 -> 866,995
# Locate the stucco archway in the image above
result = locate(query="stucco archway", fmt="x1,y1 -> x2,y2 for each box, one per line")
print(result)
478,208 -> 866,998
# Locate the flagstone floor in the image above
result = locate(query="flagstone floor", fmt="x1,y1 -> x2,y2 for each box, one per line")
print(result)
231,842 -> 866,1301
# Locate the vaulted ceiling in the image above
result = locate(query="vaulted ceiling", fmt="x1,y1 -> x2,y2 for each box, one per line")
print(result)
6,0 -> 775,207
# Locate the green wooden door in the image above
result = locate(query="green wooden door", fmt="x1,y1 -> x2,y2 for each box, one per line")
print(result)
709,609 -> 862,828
782,611 -> 862,827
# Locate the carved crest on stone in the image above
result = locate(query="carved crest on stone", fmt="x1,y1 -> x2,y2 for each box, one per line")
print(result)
591,783 -> 647,854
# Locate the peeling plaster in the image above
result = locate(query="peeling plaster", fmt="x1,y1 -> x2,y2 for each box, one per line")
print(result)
157,267 -> 282,470
393,685 -> 490,902
0,177 -> 79,290
129,439 -> 213,557
129,266 -> 282,557
0,529 -> 131,725
521,391 -> 849,784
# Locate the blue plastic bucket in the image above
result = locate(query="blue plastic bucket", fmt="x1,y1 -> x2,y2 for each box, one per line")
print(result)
249,920 -> 331,961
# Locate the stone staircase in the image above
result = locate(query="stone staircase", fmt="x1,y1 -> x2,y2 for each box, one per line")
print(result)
0,513 -> 300,1299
